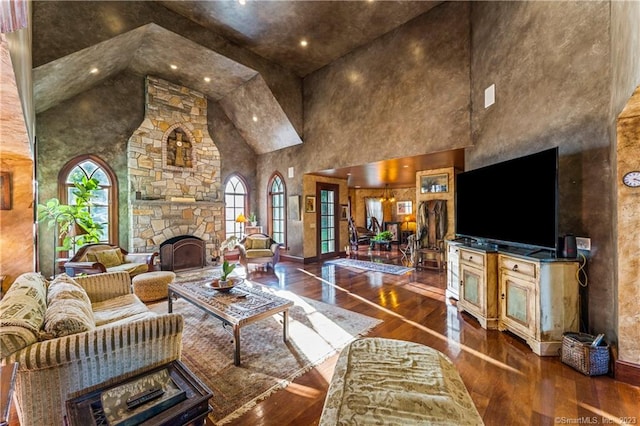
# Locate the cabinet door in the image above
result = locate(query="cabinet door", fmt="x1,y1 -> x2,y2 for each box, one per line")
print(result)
500,274 -> 536,339
460,263 -> 485,315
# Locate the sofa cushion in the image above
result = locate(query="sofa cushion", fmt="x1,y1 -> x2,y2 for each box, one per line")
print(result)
246,249 -> 275,258
92,293 -> 154,327
107,262 -> 148,276
95,248 -> 123,267
0,272 -> 48,358
43,274 -> 95,338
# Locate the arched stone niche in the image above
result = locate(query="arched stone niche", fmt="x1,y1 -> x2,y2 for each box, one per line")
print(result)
163,124 -> 196,171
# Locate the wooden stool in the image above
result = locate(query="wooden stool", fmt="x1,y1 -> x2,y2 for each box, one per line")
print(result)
132,271 -> 175,302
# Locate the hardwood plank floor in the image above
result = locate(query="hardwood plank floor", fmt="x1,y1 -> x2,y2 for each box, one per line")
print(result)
214,247 -> 640,426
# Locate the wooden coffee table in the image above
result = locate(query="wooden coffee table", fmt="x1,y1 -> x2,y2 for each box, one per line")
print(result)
168,278 -> 294,366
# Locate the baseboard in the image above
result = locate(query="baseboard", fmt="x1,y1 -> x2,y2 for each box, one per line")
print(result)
615,359 -> 640,386
279,253 -> 304,263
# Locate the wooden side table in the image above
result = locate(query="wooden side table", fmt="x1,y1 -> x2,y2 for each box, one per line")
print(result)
66,360 -> 212,426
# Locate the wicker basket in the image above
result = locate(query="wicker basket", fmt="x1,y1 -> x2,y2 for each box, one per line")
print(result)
561,332 -> 609,376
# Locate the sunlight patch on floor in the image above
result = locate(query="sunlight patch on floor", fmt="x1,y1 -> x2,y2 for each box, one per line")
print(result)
298,268 -> 524,376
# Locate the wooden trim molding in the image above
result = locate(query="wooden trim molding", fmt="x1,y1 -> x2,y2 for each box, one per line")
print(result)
615,360 -> 640,387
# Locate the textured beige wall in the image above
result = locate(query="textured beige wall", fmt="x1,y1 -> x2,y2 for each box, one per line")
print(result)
260,1 -> 470,258
616,86 -> 640,364
470,1 -> 616,338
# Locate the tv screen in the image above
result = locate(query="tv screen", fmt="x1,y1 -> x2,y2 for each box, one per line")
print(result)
455,147 -> 558,250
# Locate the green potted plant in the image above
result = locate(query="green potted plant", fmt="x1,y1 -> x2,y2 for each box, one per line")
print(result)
248,212 -> 257,226
374,230 -> 394,241
219,260 -> 236,287
37,176 -> 104,253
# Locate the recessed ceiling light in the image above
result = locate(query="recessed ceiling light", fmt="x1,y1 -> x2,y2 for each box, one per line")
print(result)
300,39 -> 308,47
238,0 -> 246,5
204,77 -> 211,82
90,68 -> 98,74
170,64 -> 178,70
252,115 -> 258,122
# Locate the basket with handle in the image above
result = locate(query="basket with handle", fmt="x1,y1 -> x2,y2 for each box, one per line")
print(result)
560,332 -> 609,376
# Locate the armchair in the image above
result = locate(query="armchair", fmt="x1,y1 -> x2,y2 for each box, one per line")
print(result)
237,233 -> 281,271
64,243 -> 158,278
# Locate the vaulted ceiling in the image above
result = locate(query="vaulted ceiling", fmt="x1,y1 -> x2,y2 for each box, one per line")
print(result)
29,0 -> 452,187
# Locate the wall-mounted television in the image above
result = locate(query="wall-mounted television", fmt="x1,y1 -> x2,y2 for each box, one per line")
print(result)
455,147 -> 558,251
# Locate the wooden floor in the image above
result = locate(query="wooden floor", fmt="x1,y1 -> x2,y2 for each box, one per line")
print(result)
213,246 -> 639,426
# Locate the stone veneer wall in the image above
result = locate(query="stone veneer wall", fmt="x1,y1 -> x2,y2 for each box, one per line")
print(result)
128,76 -> 224,254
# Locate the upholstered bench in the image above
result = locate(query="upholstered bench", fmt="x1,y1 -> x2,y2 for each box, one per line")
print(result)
132,271 -> 176,302
319,337 -> 484,425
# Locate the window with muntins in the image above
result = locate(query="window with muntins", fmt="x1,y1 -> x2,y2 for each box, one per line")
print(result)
225,174 -> 248,239
269,174 -> 285,244
61,156 -> 116,246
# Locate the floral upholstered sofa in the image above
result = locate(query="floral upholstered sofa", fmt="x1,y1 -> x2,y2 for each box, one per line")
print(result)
0,271 -> 183,426
63,243 -> 158,278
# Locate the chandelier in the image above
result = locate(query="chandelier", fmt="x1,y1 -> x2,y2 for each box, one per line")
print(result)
379,184 -> 396,203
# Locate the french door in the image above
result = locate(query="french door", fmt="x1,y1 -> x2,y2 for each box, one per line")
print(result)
317,183 -> 339,259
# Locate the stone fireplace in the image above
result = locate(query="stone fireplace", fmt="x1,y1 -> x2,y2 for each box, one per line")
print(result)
128,76 -> 224,259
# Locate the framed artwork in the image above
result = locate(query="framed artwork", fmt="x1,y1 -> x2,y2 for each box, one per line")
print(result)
385,222 -> 399,242
0,172 -> 11,210
420,173 -> 448,193
396,200 -> 412,215
288,195 -> 301,221
340,204 -> 348,221
305,195 -> 316,213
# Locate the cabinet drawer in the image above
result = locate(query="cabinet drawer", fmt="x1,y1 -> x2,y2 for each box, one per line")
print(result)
448,244 -> 460,256
459,249 -> 484,267
499,256 -> 537,279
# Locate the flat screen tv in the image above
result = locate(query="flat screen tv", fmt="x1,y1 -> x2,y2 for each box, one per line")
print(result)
455,147 -> 558,251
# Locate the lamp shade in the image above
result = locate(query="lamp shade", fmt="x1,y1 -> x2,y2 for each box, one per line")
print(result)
235,213 -> 247,223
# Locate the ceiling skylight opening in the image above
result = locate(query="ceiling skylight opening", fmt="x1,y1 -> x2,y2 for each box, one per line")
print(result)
170,64 -> 178,70
204,77 -> 211,82
300,39 -> 308,48
90,67 -> 98,74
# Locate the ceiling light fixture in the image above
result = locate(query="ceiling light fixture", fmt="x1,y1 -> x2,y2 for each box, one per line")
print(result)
379,184 -> 396,203
300,39 -> 308,47
204,77 -> 211,82
252,115 -> 258,122
90,68 -> 98,74
170,64 -> 178,70
238,0 -> 246,5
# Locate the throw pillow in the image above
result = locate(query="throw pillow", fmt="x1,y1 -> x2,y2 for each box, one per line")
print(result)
95,249 -> 123,267
251,238 -> 271,249
43,274 -> 95,338
0,272 -> 48,357
243,239 -> 253,250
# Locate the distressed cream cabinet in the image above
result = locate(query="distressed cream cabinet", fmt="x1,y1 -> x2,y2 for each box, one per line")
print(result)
498,253 -> 579,356
457,247 -> 499,329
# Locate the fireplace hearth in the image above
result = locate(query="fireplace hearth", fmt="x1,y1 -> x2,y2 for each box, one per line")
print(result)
160,235 -> 206,271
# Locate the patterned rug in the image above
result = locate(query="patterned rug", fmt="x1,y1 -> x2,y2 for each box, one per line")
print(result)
326,258 -> 414,275
149,282 -> 381,425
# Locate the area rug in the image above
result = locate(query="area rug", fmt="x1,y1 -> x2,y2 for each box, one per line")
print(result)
148,286 -> 381,424
326,258 -> 414,275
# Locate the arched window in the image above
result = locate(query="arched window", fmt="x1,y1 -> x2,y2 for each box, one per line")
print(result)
268,173 -> 286,245
224,174 -> 248,239
59,155 -> 117,246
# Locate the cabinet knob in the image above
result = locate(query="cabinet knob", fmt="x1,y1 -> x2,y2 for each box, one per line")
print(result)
501,293 -> 505,300
512,264 -> 519,271
469,256 -> 473,260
